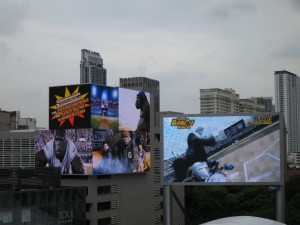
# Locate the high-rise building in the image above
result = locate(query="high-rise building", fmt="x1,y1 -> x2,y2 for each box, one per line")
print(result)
120,77 -> 160,124
200,88 -> 239,114
274,70 -> 300,154
251,97 -> 274,112
200,88 -> 273,114
239,98 -> 265,113
80,49 -> 107,85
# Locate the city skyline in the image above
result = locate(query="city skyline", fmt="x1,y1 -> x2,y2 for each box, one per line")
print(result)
1,0 -> 300,128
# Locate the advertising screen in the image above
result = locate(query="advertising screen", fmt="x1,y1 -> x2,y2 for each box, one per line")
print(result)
91,84 -> 119,130
49,84 -> 91,129
119,88 -> 150,133
91,87 -> 151,175
35,129 -> 93,175
46,84 -> 152,176
162,113 -> 285,185
92,129 -> 150,175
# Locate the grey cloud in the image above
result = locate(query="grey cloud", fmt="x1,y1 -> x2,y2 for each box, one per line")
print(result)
0,0 -> 29,35
20,87 -> 43,98
289,0 -> 300,11
234,2 -> 256,12
0,41 -> 9,62
272,44 -> 300,59
28,0 -> 206,34
208,1 -> 256,20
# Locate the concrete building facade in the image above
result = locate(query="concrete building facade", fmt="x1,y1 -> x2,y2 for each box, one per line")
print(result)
0,110 -> 36,131
80,49 -> 107,85
239,98 -> 265,113
200,88 -> 240,114
200,88 -> 273,114
0,131 -> 35,168
251,97 -> 274,112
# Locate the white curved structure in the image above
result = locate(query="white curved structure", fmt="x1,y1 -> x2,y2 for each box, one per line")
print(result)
200,216 -> 286,225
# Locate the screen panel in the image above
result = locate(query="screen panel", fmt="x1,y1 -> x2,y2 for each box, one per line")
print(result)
119,88 -> 150,132
90,84 -> 119,130
45,84 -> 152,176
35,128 -> 93,175
49,84 -> 91,129
162,113 -> 285,185
92,129 -> 150,175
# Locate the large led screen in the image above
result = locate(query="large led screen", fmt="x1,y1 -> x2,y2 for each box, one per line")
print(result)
91,87 -> 151,175
35,129 -> 93,175
92,129 -> 150,175
119,88 -> 150,133
91,84 -> 119,130
46,84 -> 152,176
49,84 -> 91,129
162,114 -> 284,185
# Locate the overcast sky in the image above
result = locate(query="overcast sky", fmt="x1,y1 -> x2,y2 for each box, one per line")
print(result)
1,0 -> 300,128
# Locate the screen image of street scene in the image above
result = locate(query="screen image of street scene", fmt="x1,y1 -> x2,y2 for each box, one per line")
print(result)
163,114 -> 281,184
35,129 -> 93,175
92,129 -> 150,175
92,88 -> 151,175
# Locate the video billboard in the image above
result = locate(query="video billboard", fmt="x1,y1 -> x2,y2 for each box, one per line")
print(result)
91,87 -> 151,175
91,84 -> 119,130
35,129 -> 93,175
92,129 -> 150,175
162,113 -> 285,185
49,84 -> 91,129
119,88 -> 150,132
46,84 -> 152,175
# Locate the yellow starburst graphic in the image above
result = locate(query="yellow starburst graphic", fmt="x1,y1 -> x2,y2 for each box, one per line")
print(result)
50,86 -> 90,127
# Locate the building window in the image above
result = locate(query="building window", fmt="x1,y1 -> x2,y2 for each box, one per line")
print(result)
97,201 -> 111,211
97,186 -> 111,195
155,133 -> 160,142
86,204 -> 91,212
97,217 -> 111,225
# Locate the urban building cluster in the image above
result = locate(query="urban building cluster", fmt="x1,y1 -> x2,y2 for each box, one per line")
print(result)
0,49 -> 176,225
0,110 -> 37,131
0,47 -> 299,224
200,88 -> 273,114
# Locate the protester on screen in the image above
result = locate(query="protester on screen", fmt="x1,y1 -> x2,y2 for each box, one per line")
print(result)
35,129 -> 84,174
135,139 -> 146,172
112,130 -> 135,172
93,141 -> 113,174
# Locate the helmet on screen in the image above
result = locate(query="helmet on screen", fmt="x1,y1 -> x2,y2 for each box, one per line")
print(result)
207,159 -> 219,172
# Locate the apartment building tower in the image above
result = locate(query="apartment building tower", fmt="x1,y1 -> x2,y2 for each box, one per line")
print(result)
239,98 -> 266,113
200,88 -> 239,114
274,70 -> 300,154
80,49 -> 107,85
251,97 -> 274,112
